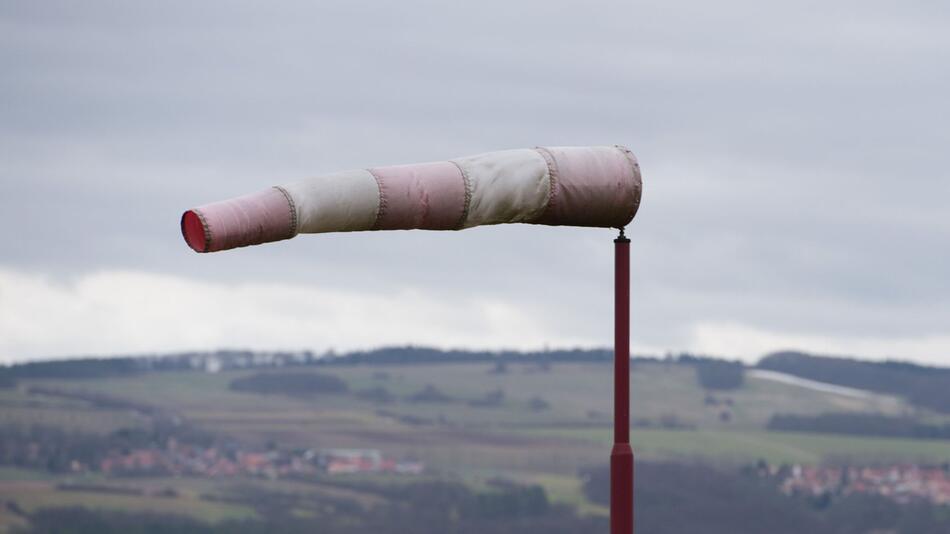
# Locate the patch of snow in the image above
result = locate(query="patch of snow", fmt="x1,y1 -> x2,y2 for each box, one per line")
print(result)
748,369 -> 873,399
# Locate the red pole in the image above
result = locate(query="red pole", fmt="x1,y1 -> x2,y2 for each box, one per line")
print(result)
611,228 -> 634,534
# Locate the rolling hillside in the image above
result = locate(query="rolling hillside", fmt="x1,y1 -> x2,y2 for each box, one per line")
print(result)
0,350 -> 948,532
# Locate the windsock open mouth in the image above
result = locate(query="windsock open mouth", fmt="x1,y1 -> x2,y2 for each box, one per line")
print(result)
181,145 -> 642,253
181,210 -> 208,253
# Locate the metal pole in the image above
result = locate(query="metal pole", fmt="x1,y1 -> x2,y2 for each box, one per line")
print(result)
611,228 -> 634,534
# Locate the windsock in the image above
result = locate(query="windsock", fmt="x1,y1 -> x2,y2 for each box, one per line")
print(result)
181,145 -> 642,253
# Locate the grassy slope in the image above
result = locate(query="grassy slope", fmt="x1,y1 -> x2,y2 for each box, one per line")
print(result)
0,388 -> 145,433
521,427 -> 950,465
0,480 -> 255,525
28,362 -> 912,429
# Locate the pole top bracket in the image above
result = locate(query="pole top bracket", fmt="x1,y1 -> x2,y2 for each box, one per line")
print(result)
615,227 -> 630,243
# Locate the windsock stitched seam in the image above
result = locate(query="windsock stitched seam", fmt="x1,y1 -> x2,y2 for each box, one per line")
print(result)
449,160 -> 473,230
192,208 -> 212,251
272,186 -> 299,236
533,146 -> 560,222
614,144 -> 642,217
367,168 -> 388,230
614,145 -> 639,181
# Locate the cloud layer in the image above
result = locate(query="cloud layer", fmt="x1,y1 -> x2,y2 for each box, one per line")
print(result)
3,268 -> 948,365
0,268 -> 596,363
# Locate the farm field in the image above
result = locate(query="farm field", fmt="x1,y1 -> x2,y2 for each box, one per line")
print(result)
519,427 -> 950,465
23,361 -> 915,430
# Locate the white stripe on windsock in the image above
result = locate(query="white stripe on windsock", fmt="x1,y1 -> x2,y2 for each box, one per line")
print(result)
453,149 -> 551,228
280,169 -> 381,234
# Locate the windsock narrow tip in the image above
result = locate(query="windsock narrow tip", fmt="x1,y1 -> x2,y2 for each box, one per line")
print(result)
181,210 -> 208,253
180,188 -> 297,253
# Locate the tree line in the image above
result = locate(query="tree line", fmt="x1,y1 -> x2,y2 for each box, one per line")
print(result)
3,347 -> 755,395
767,412 -> 950,440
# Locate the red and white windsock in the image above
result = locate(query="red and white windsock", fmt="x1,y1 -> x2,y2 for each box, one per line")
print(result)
181,145 -> 642,253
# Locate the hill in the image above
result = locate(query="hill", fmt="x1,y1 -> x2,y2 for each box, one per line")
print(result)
0,348 -> 948,532
757,351 -> 950,413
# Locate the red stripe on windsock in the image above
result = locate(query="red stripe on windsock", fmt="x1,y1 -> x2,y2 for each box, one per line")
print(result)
535,146 -> 641,228
181,187 -> 296,253
369,161 -> 467,230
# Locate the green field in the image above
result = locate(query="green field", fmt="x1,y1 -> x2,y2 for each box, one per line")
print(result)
520,427 -> 950,465
0,470 -> 262,532
22,361 -> 916,431
0,480 -> 256,523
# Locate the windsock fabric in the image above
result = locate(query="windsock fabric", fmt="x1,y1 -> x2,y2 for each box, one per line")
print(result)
181,145 -> 642,253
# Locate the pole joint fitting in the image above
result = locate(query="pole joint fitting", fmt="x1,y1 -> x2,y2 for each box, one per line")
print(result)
615,227 -> 629,243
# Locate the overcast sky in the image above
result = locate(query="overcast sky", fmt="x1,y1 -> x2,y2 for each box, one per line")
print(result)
1,0 -> 948,365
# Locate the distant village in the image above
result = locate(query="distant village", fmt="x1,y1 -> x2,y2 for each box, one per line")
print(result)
765,463 -> 950,505
94,440 -> 950,506
99,442 -> 423,479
